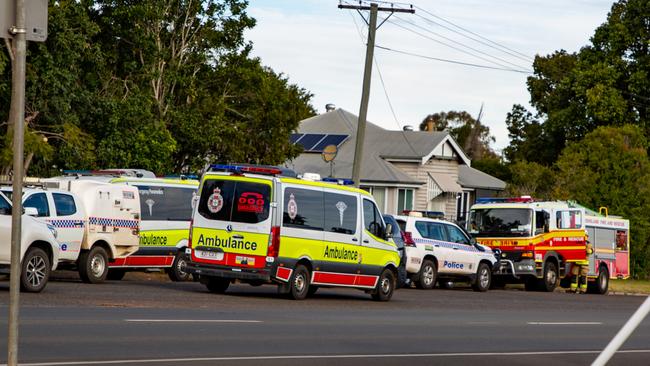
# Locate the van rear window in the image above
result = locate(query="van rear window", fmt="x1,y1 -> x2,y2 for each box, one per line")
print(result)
136,186 -> 196,221
198,179 -> 270,224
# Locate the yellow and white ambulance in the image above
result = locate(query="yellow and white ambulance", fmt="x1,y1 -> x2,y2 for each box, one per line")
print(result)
186,164 -> 401,301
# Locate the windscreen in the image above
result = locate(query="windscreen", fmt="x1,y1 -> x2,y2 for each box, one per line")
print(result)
469,208 -> 532,237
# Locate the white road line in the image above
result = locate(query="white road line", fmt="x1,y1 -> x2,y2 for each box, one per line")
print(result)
124,319 -> 263,323
527,322 -> 603,325
10,350 -> 650,366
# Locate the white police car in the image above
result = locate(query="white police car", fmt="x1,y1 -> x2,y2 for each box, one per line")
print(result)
394,214 -> 499,291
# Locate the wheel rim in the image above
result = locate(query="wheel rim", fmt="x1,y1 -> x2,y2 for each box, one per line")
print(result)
423,265 -> 434,285
294,273 -> 306,293
177,257 -> 187,277
381,276 -> 391,294
546,265 -> 557,285
26,255 -> 47,288
90,254 -> 106,277
479,267 -> 490,288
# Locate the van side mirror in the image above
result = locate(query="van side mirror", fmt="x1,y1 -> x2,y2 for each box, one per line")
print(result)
384,223 -> 393,241
24,207 -> 38,216
470,237 -> 477,245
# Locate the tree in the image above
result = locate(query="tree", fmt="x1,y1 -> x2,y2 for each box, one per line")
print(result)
505,161 -> 556,200
554,125 -> 650,278
420,110 -> 496,160
503,104 -> 553,164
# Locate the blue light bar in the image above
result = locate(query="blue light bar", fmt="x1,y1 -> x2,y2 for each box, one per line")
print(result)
321,177 -> 355,185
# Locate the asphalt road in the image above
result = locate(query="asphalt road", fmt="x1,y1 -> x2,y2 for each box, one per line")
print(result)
0,272 -> 647,366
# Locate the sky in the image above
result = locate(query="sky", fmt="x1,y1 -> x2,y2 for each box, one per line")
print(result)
245,0 -> 615,151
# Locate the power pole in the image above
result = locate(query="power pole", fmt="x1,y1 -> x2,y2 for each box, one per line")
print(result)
338,1 -> 414,187
7,0 -> 27,365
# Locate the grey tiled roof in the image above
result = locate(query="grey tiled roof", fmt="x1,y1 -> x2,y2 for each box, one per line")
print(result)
458,165 -> 506,190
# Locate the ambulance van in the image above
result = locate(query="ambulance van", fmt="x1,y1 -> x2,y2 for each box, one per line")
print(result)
106,177 -> 199,281
37,179 -> 141,283
186,164 -> 401,301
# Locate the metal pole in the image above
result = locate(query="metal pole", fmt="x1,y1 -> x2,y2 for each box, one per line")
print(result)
351,3 -> 378,187
7,0 -> 27,364
592,296 -> 650,366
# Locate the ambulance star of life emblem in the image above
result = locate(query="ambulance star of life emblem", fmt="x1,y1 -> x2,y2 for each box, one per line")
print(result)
207,188 -> 223,213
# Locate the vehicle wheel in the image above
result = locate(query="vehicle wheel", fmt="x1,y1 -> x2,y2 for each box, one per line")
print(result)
308,285 -> 319,296
167,251 -> 191,282
78,246 -> 109,284
371,268 -> 396,301
472,262 -> 491,292
415,259 -> 437,289
20,247 -> 50,293
588,265 -> 609,295
205,277 -> 230,293
539,261 -> 559,292
289,265 -> 310,300
107,269 -> 126,281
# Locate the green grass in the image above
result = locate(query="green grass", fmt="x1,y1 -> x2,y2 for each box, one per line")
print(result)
609,279 -> 650,294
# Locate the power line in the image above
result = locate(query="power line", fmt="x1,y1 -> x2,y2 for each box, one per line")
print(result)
414,5 -> 534,62
375,44 -> 534,74
387,17 -> 532,73
413,12 -> 533,64
391,14 -> 532,72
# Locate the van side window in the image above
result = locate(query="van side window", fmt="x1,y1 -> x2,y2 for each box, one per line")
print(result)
52,193 -> 77,216
415,221 -> 446,241
283,188 -> 324,231
198,179 -> 236,222
363,198 -> 385,238
24,193 -> 50,217
136,186 -> 195,221
446,224 -> 470,244
556,210 -> 582,229
324,192 -> 357,235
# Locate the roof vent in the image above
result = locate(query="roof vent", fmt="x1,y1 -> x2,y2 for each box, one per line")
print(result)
325,103 -> 336,112
403,125 -> 414,131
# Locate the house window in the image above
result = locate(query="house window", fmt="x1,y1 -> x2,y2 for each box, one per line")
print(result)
397,189 -> 413,213
360,186 -> 386,212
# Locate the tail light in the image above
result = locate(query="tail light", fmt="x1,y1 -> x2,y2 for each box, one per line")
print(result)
268,226 -> 281,257
188,219 -> 194,248
402,231 -> 416,247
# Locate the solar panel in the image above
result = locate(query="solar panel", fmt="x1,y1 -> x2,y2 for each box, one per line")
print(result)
296,134 -> 326,151
290,133 -> 304,143
311,134 -> 349,151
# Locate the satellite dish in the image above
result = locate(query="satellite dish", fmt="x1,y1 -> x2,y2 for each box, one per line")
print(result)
321,145 -> 338,162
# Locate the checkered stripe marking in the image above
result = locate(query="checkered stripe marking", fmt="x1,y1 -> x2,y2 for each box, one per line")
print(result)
415,238 -> 480,252
46,219 -> 84,229
89,217 -> 139,228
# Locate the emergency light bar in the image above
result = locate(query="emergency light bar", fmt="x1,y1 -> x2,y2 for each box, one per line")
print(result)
63,169 -> 126,177
475,196 -> 535,204
321,177 -> 355,186
209,164 -> 284,177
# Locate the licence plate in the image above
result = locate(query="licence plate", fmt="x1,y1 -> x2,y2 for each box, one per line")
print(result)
195,250 -> 224,260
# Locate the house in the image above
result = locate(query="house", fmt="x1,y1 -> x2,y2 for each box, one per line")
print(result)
286,108 -> 506,222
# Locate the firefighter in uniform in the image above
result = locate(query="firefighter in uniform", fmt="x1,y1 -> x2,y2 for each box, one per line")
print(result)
570,236 -> 594,293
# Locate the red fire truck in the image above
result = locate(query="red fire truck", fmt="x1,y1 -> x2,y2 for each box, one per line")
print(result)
468,197 -> 630,294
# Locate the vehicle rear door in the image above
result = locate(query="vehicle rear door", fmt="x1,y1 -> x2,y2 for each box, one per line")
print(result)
50,192 -> 85,261
192,175 -> 272,269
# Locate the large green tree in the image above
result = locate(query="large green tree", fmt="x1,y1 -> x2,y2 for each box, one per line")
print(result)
554,125 -> 650,278
419,110 -> 496,160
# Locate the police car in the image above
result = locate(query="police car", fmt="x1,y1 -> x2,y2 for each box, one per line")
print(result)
394,213 -> 499,291
186,164 -> 401,301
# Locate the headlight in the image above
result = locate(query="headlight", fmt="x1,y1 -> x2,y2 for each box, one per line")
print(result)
46,224 -> 58,239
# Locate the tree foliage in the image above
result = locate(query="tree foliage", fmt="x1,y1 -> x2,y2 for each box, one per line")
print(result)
0,0 -> 314,176
553,125 -> 650,278
419,110 -> 496,160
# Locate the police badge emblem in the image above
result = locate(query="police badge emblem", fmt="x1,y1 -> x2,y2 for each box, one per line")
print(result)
207,188 -> 224,213
287,193 -> 298,220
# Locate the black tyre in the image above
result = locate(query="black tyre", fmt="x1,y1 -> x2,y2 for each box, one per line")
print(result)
205,277 -> 230,293
588,265 -> 609,295
472,262 -> 491,292
415,259 -> 437,289
371,268 -> 396,301
78,246 -> 109,284
20,247 -> 50,293
168,251 -> 191,282
107,269 -> 126,281
289,265 -> 310,300
539,261 -> 559,292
